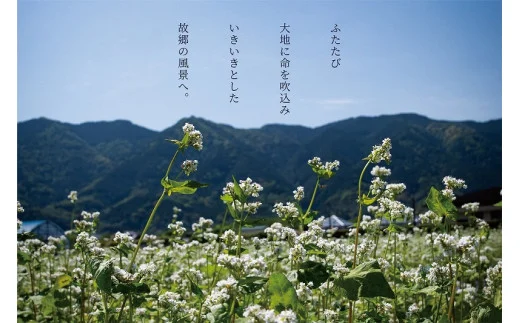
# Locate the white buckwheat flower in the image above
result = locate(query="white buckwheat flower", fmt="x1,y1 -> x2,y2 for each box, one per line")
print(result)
181,159 -> 198,176
368,138 -> 392,164
17,201 -> 24,213
293,186 -> 304,201
67,191 -> 78,203
371,165 -> 391,177
462,202 -> 479,213
182,123 -> 204,150
442,176 -> 467,200
272,202 -> 299,220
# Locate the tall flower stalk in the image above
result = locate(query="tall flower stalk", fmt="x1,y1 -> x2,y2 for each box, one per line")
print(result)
117,123 -> 207,322
349,138 -> 392,323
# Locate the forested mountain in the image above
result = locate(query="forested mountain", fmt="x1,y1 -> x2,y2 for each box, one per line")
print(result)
17,114 -> 502,233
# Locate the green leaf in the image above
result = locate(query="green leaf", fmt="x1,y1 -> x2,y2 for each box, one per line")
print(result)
494,201 -> 502,207
415,285 -> 440,295
303,244 -> 327,258
165,138 -> 182,146
425,187 -> 458,219
470,302 -> 502,323
232,176 -> 247,203
227,202 -> 239,220
29,295 -> 43,306
238,276 -> 268,294
161,178 -> 208,196
267,273 -> 299,313
188,277 -> 204,298
297,261 -> 329,288
334,260 -> 395,301
220,194 -> 234,203
55,274 -> 72,289
113,282 -> 150,294
41,293 -> 56,316
94,259 -> 114,294
17,250 -> 31,265
362,194 -> 378,206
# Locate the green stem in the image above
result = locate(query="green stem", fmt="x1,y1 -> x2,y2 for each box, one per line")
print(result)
349,160 -> 371,323
165,150 -> 180,179
304,177 -> 321,217
80,252 -> 89,323
448,263 -> 459,323
393,231 -> 397,323
128,190 -> 167,271
352,161 -> 371,268
102,293 -> 109,323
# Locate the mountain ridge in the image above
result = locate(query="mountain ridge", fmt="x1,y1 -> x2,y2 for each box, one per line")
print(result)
17,113 -> 502,233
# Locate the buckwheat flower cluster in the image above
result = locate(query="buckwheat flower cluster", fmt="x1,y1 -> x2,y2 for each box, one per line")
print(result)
407,303 -> 420,318
81,211 -> 100,220
181,159 -> 198,176
74,219 -> 94,233
203,278 -> 237,314
17,201 -> 24,213
295,282 -> 313,302
221,230 -> 238,247
182,123 -> 203,151
75,232 -> 99,252
442,176 -> 467,200
427,262 -> 454,286
158,291 -> 186,311
135,308 -> 146,317
40,243 -> 57,255
418,211 -> 442,227
243,305 -> 277,322
370,177 -> 387,196
484,260 -> 502,298
377,258 -> 391,271
371,165 -> 392,177
297,218 -> 326,245
293,186 -> 304,201
68,190 -> 78,203
239,177 -> 264,197
461,202 -> 480,213
459,283 -> 478,306
434,233 -> 457,257
168,221 -> 186,238
137,263 -> 157,279
383,183 -> 407,199
114,265 -> 137,283
289,243 -> 307,264
142,234 -> 158,245
357,239 -> 376,258
264,223 -> 297,243
192,217 -> 214,232
457,236 -> 476,254
324,309 -> 339,322
230,200 -> 262,214
368,138 -> 392,164
378,198 -> 406,221
307,157 -> 340,172
113,231 -> 136,250
17,219 -> 22,230
272,202 -> 299,220
217,254 -> 267,277
277,310 -> 297,323
47,236 -> 67,249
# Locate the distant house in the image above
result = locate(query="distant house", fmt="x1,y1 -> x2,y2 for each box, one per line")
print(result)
322,215 -> 353,230
453,187 -> 502,228
18,220 -> 66,241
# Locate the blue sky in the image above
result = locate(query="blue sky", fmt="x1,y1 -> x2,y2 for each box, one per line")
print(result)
17,0 -> 502,131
